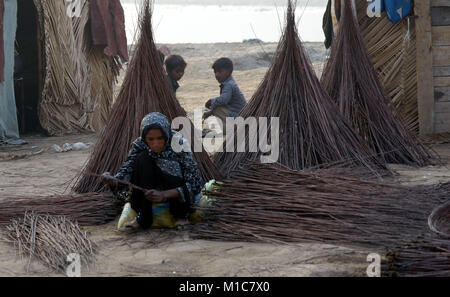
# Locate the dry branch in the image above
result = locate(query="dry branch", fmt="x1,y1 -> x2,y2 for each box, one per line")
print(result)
4,212 -> 97,274
192,162 -> 448,249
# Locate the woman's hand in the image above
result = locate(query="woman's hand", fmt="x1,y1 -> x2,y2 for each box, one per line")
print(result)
145,190 -> 167,203
145,189 -> 181,203
101,172 -> 117,189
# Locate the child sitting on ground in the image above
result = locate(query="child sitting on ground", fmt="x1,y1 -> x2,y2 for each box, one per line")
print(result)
165,55 -> 187,96
203,57 -> 247,136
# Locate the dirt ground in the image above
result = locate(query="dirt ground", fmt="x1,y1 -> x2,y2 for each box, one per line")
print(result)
1,43 -> 449,277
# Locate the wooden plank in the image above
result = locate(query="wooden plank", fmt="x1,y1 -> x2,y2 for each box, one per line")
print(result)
434,76 -> 450,87
434,113 -> 450,125
435,123 -> 450,133
431,0 -> 450,7
434,66 -> 450,76
435,102 -> 450,113
432,26 -> 450,46
431,7 -> 450,26
416,0 -> 435,135
435,86 -> 450,102
433,46 -> 450,66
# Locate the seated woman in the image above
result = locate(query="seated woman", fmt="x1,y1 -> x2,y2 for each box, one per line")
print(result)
102,112 -> 202,231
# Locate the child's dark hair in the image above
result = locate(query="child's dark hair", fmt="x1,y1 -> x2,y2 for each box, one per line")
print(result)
157,50 -> 165,65
212,57 -> 233,72
165,55 -> 187,72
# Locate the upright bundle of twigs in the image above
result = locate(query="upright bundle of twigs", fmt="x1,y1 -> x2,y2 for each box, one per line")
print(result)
0,193 -> 121,226
213,0 -> 385,177
4,212 -> 96,274
321,1 -> 433,166
192,162 -> 448,249
73,0 -> 219,193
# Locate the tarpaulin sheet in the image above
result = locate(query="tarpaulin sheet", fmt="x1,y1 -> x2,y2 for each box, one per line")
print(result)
90,0 -> 128,61
0,0 -> 19,142
384,0 -> 412,24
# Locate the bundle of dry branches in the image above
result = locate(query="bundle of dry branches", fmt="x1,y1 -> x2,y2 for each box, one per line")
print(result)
384,236 -> 450,277
213,0 -> 385,177
0,193 -> 120,226
4,212 -> 96,274
192,162 -> 448,249
354,1 -> 420,134
385,202 -> 449,277
73,0 -> 219,193
321,1 -> 433,166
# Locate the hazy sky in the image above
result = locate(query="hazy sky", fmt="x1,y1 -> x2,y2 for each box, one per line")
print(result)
121,0 -> 328,43
121,0 -> 328,7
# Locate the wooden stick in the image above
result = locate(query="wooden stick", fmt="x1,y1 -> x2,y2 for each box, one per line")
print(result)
85,172 -> 148,193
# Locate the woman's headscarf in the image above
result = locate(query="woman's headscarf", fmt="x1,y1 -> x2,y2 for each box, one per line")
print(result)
115,112 -> 203,209
140,112 -> 172,144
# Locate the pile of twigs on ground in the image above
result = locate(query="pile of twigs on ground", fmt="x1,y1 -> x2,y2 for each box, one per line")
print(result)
320,1 -> 433,166
73,0 -> 219,193
213,0 -> 385,178
384,235 -> 450,277
0,193 -> 121,226
4,212 -> 96,273
379,202 -> 449,276
192,162 -> 448,249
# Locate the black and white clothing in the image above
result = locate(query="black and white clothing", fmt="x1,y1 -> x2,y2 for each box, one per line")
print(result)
114,113 -> 202,227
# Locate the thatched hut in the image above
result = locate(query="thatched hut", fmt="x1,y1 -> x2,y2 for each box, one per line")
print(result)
326,0 -> 449,136
0,0 -> 126,141
358,0 -> 449,136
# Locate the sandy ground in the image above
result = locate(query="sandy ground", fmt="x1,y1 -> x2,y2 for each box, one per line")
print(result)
1,43 -> 449,277
116,42 -> 328,116
167,42 -> 327,116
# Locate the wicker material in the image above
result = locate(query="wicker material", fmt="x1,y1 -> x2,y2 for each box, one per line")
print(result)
428,202 -> 450,237
34,0 -> 120,135
356,1 -> 418,134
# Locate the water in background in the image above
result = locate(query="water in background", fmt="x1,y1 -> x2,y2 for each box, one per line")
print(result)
122,3 -> 326,44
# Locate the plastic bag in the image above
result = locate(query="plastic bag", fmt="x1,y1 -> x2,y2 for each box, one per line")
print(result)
117,202 -> 138,230
384,0 -> 412,24
151,203 -> 176,229
189,195 -> 214,223
189,180 -> 218,223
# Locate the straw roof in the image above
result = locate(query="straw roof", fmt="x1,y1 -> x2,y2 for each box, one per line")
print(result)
34,0 -> 121,135
356,1 -> 418,134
